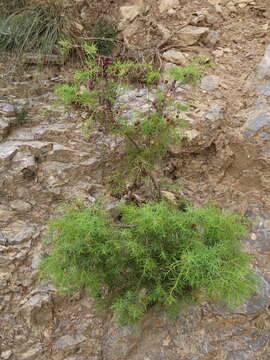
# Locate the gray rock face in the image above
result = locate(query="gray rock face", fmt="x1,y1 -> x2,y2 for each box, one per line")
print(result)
242,103 -> 270,139
200,75 -> 220,91
256,44 -> 270,80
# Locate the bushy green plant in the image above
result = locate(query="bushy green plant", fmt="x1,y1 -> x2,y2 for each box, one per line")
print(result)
40,201 -> 257,325
56,43 -> 188,197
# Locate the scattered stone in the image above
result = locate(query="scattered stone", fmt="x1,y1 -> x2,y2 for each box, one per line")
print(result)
257,81 -> 270,96
177,26 -> 209,47
256,44 -> 270,80
162,49 -> 187,65
159,0 -> 179,14
53,334 -> 86,350
1,350 -> 12,360
189,12 -> 206,25
200,75 -> 220,91
167,8 -> 176,15
205,103 -> 225,122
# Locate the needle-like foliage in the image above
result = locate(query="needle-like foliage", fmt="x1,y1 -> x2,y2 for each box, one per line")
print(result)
40,201 -> 257,325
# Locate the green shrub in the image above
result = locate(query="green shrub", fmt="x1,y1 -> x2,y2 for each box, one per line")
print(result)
40,201 -> 257,325
55,43 -> 189,197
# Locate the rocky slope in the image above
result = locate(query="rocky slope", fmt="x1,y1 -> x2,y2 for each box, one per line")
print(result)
1,0 -> 270,359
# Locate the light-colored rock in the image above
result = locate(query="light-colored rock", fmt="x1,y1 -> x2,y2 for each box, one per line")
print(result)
1,350 -> 12,360
200,75 -> 220,91
159,0 -> 179,13
53,334 -> 86,350
10,200 -> 31,213
120,5 -> 140,23
162,49 -> 187,65
256,44 -> 270,80
177,26 -> 209,46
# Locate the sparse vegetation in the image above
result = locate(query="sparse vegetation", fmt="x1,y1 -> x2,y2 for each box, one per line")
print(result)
92,20 -> 117,55
40,201 -> 257,325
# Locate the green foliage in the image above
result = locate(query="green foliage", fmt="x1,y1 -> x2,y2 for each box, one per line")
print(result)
13,104 -> 29,126
55,43 -> 191,196
169,56 -> 216,84
55,84 -> 79,105
40,201 -> 257,325
92,20 -> 117,55
169,62 -> 202,84
0,3 -> 68,54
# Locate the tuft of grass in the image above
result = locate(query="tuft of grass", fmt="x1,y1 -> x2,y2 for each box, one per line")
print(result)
40,201 -> 257,326
0,2 -> 68,54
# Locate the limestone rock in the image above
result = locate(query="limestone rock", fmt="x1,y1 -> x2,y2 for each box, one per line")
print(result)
162,49 -> 187,65
177,26 -> 209,46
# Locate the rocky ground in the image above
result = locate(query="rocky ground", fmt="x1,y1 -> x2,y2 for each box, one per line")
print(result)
1,0 -> 270,359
